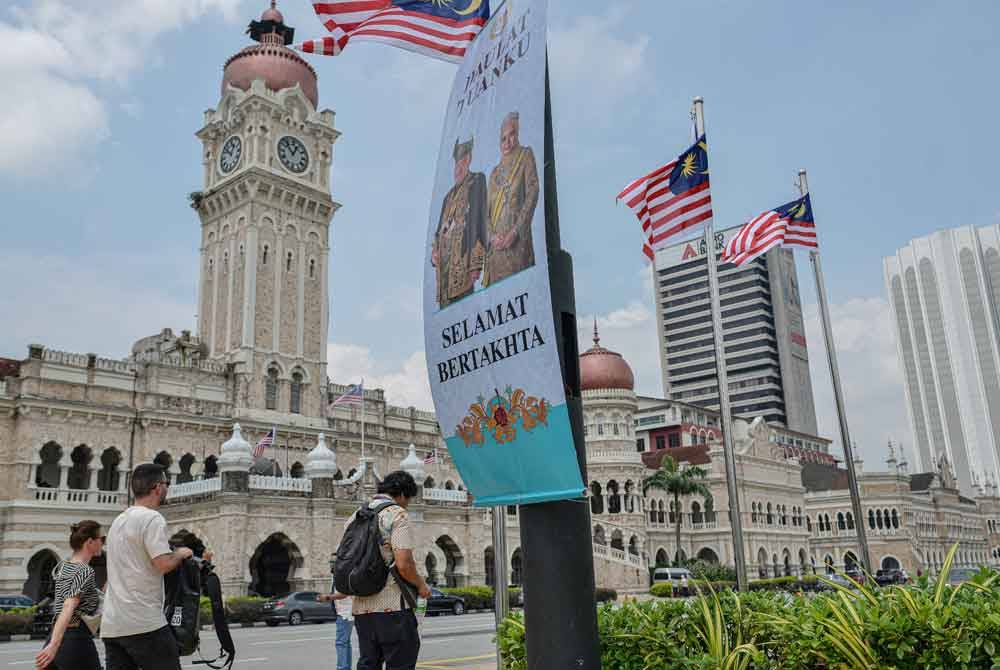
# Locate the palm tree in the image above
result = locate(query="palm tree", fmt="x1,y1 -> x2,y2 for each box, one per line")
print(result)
643,456 -> 712,567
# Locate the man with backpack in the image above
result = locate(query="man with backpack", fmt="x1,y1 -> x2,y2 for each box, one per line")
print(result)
101,464 -> 192,670
334,471 -> 431,670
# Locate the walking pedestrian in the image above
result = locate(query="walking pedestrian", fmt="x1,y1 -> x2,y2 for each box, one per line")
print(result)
35,520 -> 105,670
101,463 -> 193,670
680,574 -> 689,597
349,471 -> 431,670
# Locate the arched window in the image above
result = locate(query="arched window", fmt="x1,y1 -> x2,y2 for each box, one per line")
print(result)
751,502 -> 758,523
290,462 -> 304,479
824,514 -> 831,531
68,445 -> 93,490
610,530 -> 624,551
628,536 -> 639,556
781,505 -> 788,526
658,500 -> 665,524
286,251 -> 293,272
309,259 -> 316,279
484,547 -> 495,587
204,456 -> 218,479
766,503 -> 773,525
624,480 -> 634,513
876,509 -> 884,529
869,509 -> 876,529
511,549 -> 523,586
607,480 -> 621,514
262,245 -> 269,265
806,516 -> 813,532
704,498 -> 716,523
590,481 -> 603,515
290,371 -> 303,414
846,512 -> 855,530
891,509 -> 899,529
593,525 -> 606,546
424,476 -> 435,489
265,367 -> 279,410
445,481 -> 455,490
837,512 -> 846,531
177,453 -> 196,484
668,500 -> 678,524
691,501 -> 703,524
98,448 -> 121,491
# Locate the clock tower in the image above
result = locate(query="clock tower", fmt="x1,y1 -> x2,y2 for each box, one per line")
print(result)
193,2 -> 340,421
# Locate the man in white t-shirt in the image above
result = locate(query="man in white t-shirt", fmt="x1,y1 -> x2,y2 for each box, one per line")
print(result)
101,463 -> 193,670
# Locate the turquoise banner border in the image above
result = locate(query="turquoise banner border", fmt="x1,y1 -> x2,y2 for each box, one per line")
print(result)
444,403 -> 585,507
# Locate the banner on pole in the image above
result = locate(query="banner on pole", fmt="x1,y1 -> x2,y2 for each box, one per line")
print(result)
423,0 -> 583,507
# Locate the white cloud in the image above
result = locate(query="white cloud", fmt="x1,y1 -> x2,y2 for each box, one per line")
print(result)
328,343 -> 433,410
0,0 -> 244,179
363,285 -> 422,322
0,252 -> 194,358
577,300 -> 663,397
804,297 -> 912,466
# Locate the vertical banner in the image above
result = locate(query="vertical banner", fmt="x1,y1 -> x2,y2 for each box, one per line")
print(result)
423,0 -> 583,507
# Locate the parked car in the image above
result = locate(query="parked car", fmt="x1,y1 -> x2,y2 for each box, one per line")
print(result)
262,592 -> 337,626
874,568 -> 906,586
652,567 -> 692,584
0,596 -> 34,611
426,588 -> 465,616
946,567 -> 979,585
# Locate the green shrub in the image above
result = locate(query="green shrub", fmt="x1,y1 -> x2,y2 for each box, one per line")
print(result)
225,596 -> 267,624
0,608 -> 35,635
505,545 -> 1000,670
440,586 -> 522,609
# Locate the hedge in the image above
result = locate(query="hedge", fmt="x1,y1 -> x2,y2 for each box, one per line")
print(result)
651,575 -> 821,598
224,596 -> 268,624
0,608 -> 35,636
441,586 -> 521,610
504,546 -> 1000,670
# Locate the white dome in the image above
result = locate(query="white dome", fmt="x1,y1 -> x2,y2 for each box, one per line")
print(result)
219,423 -> 253,472
306,433 -> 338,479
400,444 -> 425,479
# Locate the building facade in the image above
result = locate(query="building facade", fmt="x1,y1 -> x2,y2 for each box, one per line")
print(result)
884,225 -> 1000,495
651,227 -> 818,434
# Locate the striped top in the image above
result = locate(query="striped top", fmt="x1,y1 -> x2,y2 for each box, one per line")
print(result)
52,561 -> 101,627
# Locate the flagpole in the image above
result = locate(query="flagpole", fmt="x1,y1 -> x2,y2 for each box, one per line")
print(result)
360,377 -> 365,462
798,169 -> 872,573
694,96 -> 748,591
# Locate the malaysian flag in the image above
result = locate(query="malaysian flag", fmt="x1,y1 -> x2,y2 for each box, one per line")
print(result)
297,0 -> 490,64
254,427 -> 276,459
329,382 -> 364,411
618,135 -> 713,261
721,194 -> 818,267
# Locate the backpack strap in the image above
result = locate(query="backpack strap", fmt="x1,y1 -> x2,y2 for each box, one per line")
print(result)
367,500 -> 418,611
192,566 -> 235,670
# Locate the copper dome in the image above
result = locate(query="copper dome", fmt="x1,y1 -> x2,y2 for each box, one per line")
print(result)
221,2 -> 318,108
579,322 -> 635,392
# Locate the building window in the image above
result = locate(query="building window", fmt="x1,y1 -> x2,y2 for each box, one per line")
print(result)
265,367 -> 279,410
309,259 -> 316,278
262,245 -> 269,265
655,435 -> 666,450
286,251 -> 293,272
290,372 -> 303,414
668,433 -> 681,448
635,438 -> 645,452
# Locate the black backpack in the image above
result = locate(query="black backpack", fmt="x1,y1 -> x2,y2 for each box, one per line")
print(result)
334,501 -> 397,596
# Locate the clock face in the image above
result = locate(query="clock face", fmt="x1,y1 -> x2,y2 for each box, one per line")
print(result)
277,136 -> 309,174
219,135 -> 242,174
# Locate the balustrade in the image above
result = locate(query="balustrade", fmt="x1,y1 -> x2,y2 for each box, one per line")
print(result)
423,488 -> 469,503
248,475 -> 312,493
28,486 -> 126,508
166,477 -> 223,500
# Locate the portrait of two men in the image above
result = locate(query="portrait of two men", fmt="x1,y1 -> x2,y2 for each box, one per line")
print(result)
432,111 -> 540,309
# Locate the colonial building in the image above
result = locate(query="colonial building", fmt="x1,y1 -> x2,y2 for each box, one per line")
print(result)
2,2 -> 998,606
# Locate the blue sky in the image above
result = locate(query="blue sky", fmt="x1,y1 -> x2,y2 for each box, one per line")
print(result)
2,0 -> 999,467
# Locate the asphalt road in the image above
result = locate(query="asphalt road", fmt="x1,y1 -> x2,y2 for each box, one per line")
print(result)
0,612 -> 499,669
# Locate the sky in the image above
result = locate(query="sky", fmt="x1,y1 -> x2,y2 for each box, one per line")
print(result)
2,0 -> 999,469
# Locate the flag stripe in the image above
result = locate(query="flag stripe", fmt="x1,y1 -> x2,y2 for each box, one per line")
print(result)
301,1 -> 487,63
619,136 -> 712,261
721,196 -> 820,266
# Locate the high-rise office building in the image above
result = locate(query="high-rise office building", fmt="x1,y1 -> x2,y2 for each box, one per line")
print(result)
651,226 -> 819,435
884,225 -> 1000,495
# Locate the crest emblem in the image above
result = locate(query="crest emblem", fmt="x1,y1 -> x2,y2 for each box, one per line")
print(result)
456,386 -> 549,447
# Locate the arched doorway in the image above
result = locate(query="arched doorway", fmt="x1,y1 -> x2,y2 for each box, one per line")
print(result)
696,547 -> 719,564
593,525 -> 606,546
655,548 -> 669,566
290,462 -> 305,479
23,550 -> 59,601
425,553 -> 439,586
177,453 -> 196,484
757,547 -> 769,578
844,551 -> 858,572
881,556 -> 901,571
610,530 -> 624,551
511,548 -> 523,586
154,452 -> 173,482
783,549 -> 792,576
204,456 -> 219,479
249,533 -> 303,597
589,481 -> 603,515
435,536 -> 465,587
